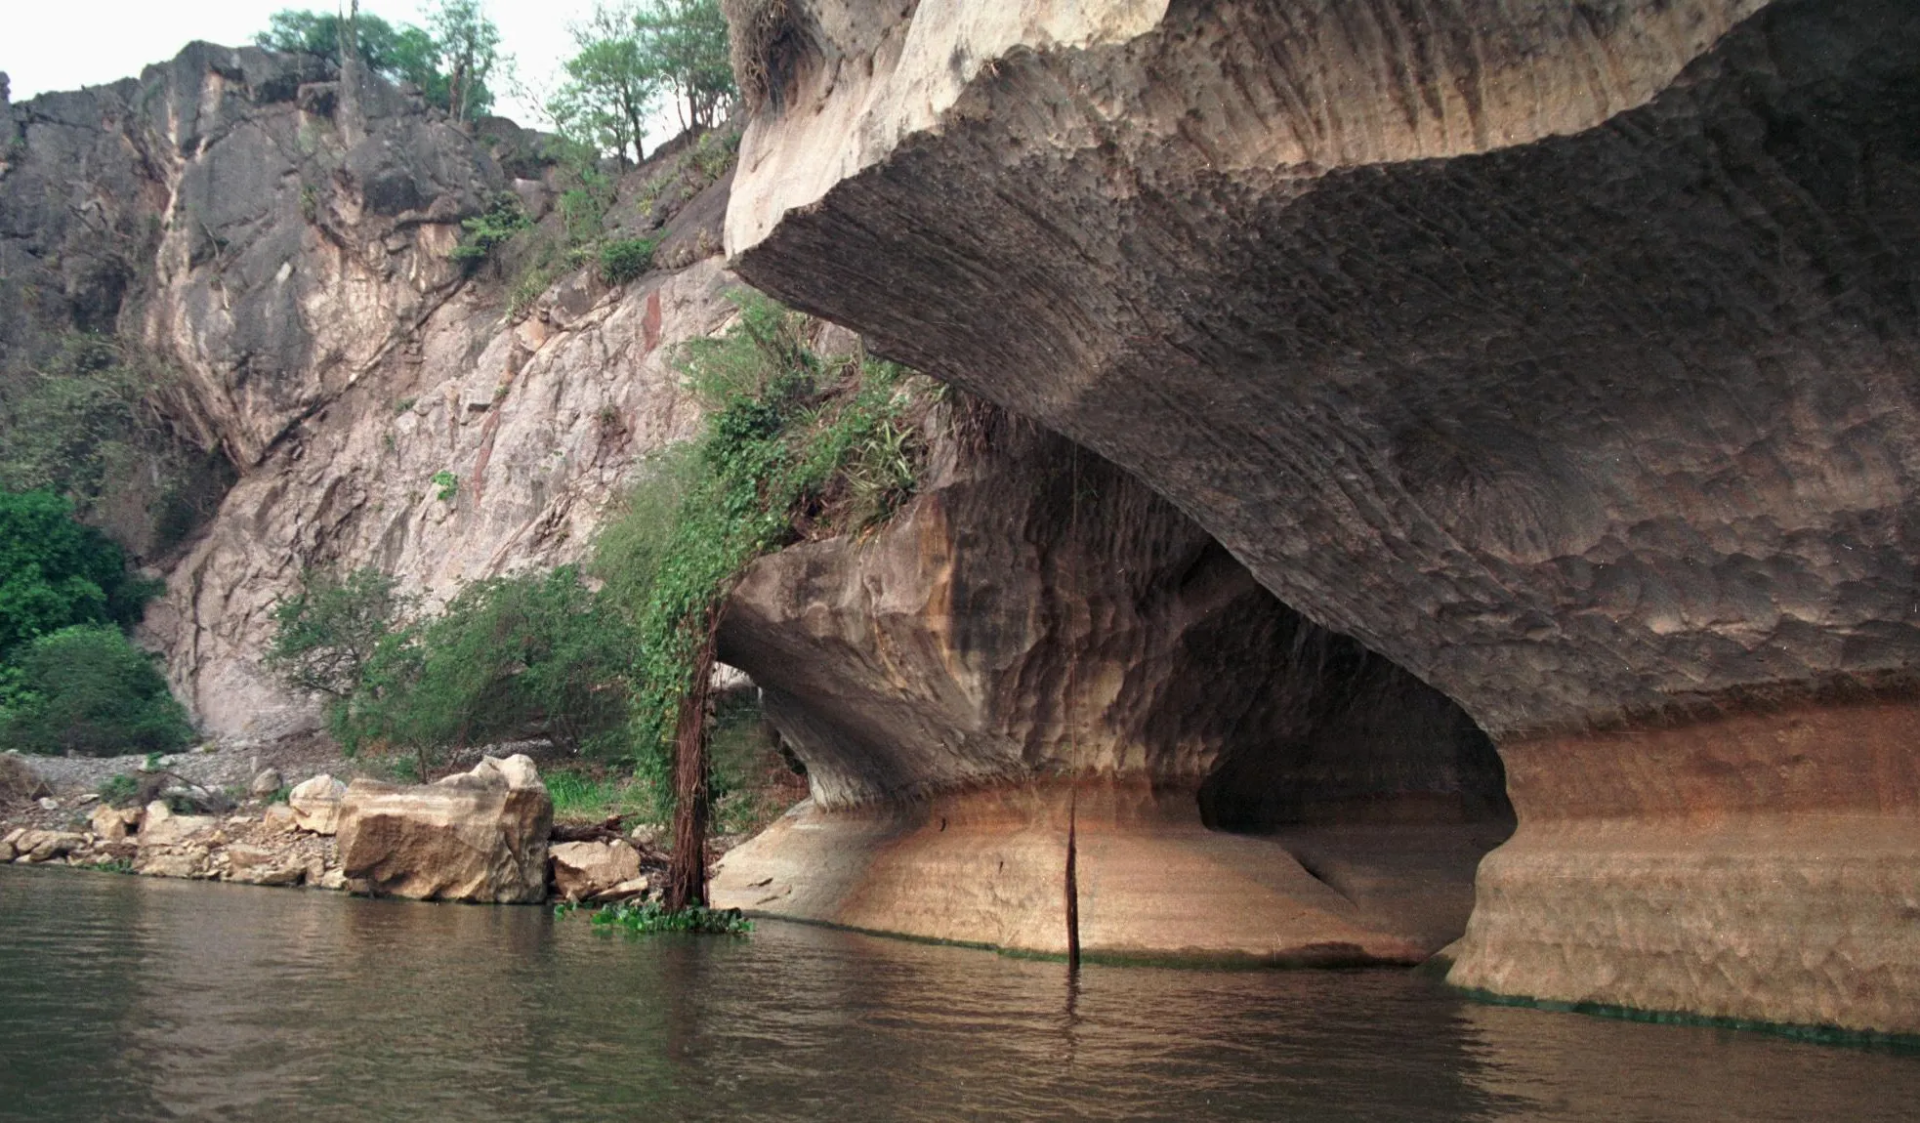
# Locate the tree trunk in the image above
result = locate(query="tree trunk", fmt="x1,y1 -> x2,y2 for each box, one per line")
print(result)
664,610 -> 719,911
337,0 -> 364,146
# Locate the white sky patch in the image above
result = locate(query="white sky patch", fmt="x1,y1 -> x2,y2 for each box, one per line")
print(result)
2,0 -> 592,127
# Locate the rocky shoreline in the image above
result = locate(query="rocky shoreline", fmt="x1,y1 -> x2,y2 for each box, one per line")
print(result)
1,749 -> 666,905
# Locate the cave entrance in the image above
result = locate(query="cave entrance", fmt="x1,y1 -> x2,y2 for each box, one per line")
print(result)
1169,544 -> 1513,837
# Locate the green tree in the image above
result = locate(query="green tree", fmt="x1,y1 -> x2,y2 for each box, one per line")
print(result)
257,9 -> 399,66
633,0 -> 733,131
548,3 -> 656,167
0,490 -> 154,660
547,0 -> 733,165
333,567 -> 631,759
0,625 -> 194,757
424,0 -> 503,121
263,567 -> 410,701
257,7 -> 492,118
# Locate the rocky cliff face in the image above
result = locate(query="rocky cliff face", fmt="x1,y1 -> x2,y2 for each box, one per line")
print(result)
712,406 -> 1512,960
722,0 -> 1920,1032
2,45 -> 731,739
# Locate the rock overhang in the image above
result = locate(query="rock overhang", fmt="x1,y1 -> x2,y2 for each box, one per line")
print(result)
723,0 -> 1920,738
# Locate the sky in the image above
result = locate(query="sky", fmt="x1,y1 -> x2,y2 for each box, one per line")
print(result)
3,0 -> 592,126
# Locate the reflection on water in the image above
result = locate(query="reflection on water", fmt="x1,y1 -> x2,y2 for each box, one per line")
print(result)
1,864 -> 1915,1122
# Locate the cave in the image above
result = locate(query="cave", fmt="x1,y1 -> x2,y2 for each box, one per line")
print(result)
713,407 -> 1515,962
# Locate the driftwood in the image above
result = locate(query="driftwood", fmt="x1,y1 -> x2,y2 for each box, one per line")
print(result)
139,769 -> 234,814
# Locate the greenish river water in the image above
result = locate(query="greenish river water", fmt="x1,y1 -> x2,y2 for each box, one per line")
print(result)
1,864 -> 1915,1121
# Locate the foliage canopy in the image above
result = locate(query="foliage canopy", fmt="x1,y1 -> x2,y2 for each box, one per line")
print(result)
267,566 -> 633,764
0,490 -> 155,662
548,0 -> 735,164
258,2 -> 501,119
0,625 -> 194,757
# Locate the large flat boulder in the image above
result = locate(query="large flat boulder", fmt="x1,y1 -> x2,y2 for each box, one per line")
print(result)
335,756 -> 552,903
548,840 -> 643,903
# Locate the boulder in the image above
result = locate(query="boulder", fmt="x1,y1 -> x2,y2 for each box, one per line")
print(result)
0,754 -> 51,803
436,753 -> 545,793
335,759 -> 553,903
288,774 -> 348,834
549,839 -> 642,903
0,840 -> 12,863
90,804 -> 131,842
225,844 -> 306,887
18,831 -> 87,863
262,803 -> 299,832
596,876 -> 651,903
135,845 -> 211,879
250,768 -> 284,798
138,803 -> 217,847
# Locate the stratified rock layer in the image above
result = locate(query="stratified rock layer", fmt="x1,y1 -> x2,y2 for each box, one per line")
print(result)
714,409 -> 1510,958
724,0 -> 1920,1029
1448,698 -> 1920,1035
716,783 -> 1498,962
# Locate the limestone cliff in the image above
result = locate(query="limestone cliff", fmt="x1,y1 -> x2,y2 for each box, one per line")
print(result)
1,46 -> 733,739
722,0 -> 1920,1033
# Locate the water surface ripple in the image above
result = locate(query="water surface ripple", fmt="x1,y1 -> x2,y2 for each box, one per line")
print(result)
2,865 -> 1915,1121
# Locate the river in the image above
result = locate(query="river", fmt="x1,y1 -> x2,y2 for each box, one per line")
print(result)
1,864 -> 1915,1121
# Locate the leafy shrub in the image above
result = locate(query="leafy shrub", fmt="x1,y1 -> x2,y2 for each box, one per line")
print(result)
686,130 -> 739,182
450,192 -> 532,262
546,767 -> 662,824
592,289 -> 929,801
97,772 -> 140,807
557,898 -> 751,935
0,489 -> 158,661
327,567 -> 634,762
598,236 -> 658,285
431,470 -> 458,501
264,568 -> 411,702
0,625 -> 194,756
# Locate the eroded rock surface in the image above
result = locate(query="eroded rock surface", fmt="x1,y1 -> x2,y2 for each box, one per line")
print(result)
724,0 -> 1920,1029
728,0 -> 1920,737
714,407 -> 1510,958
